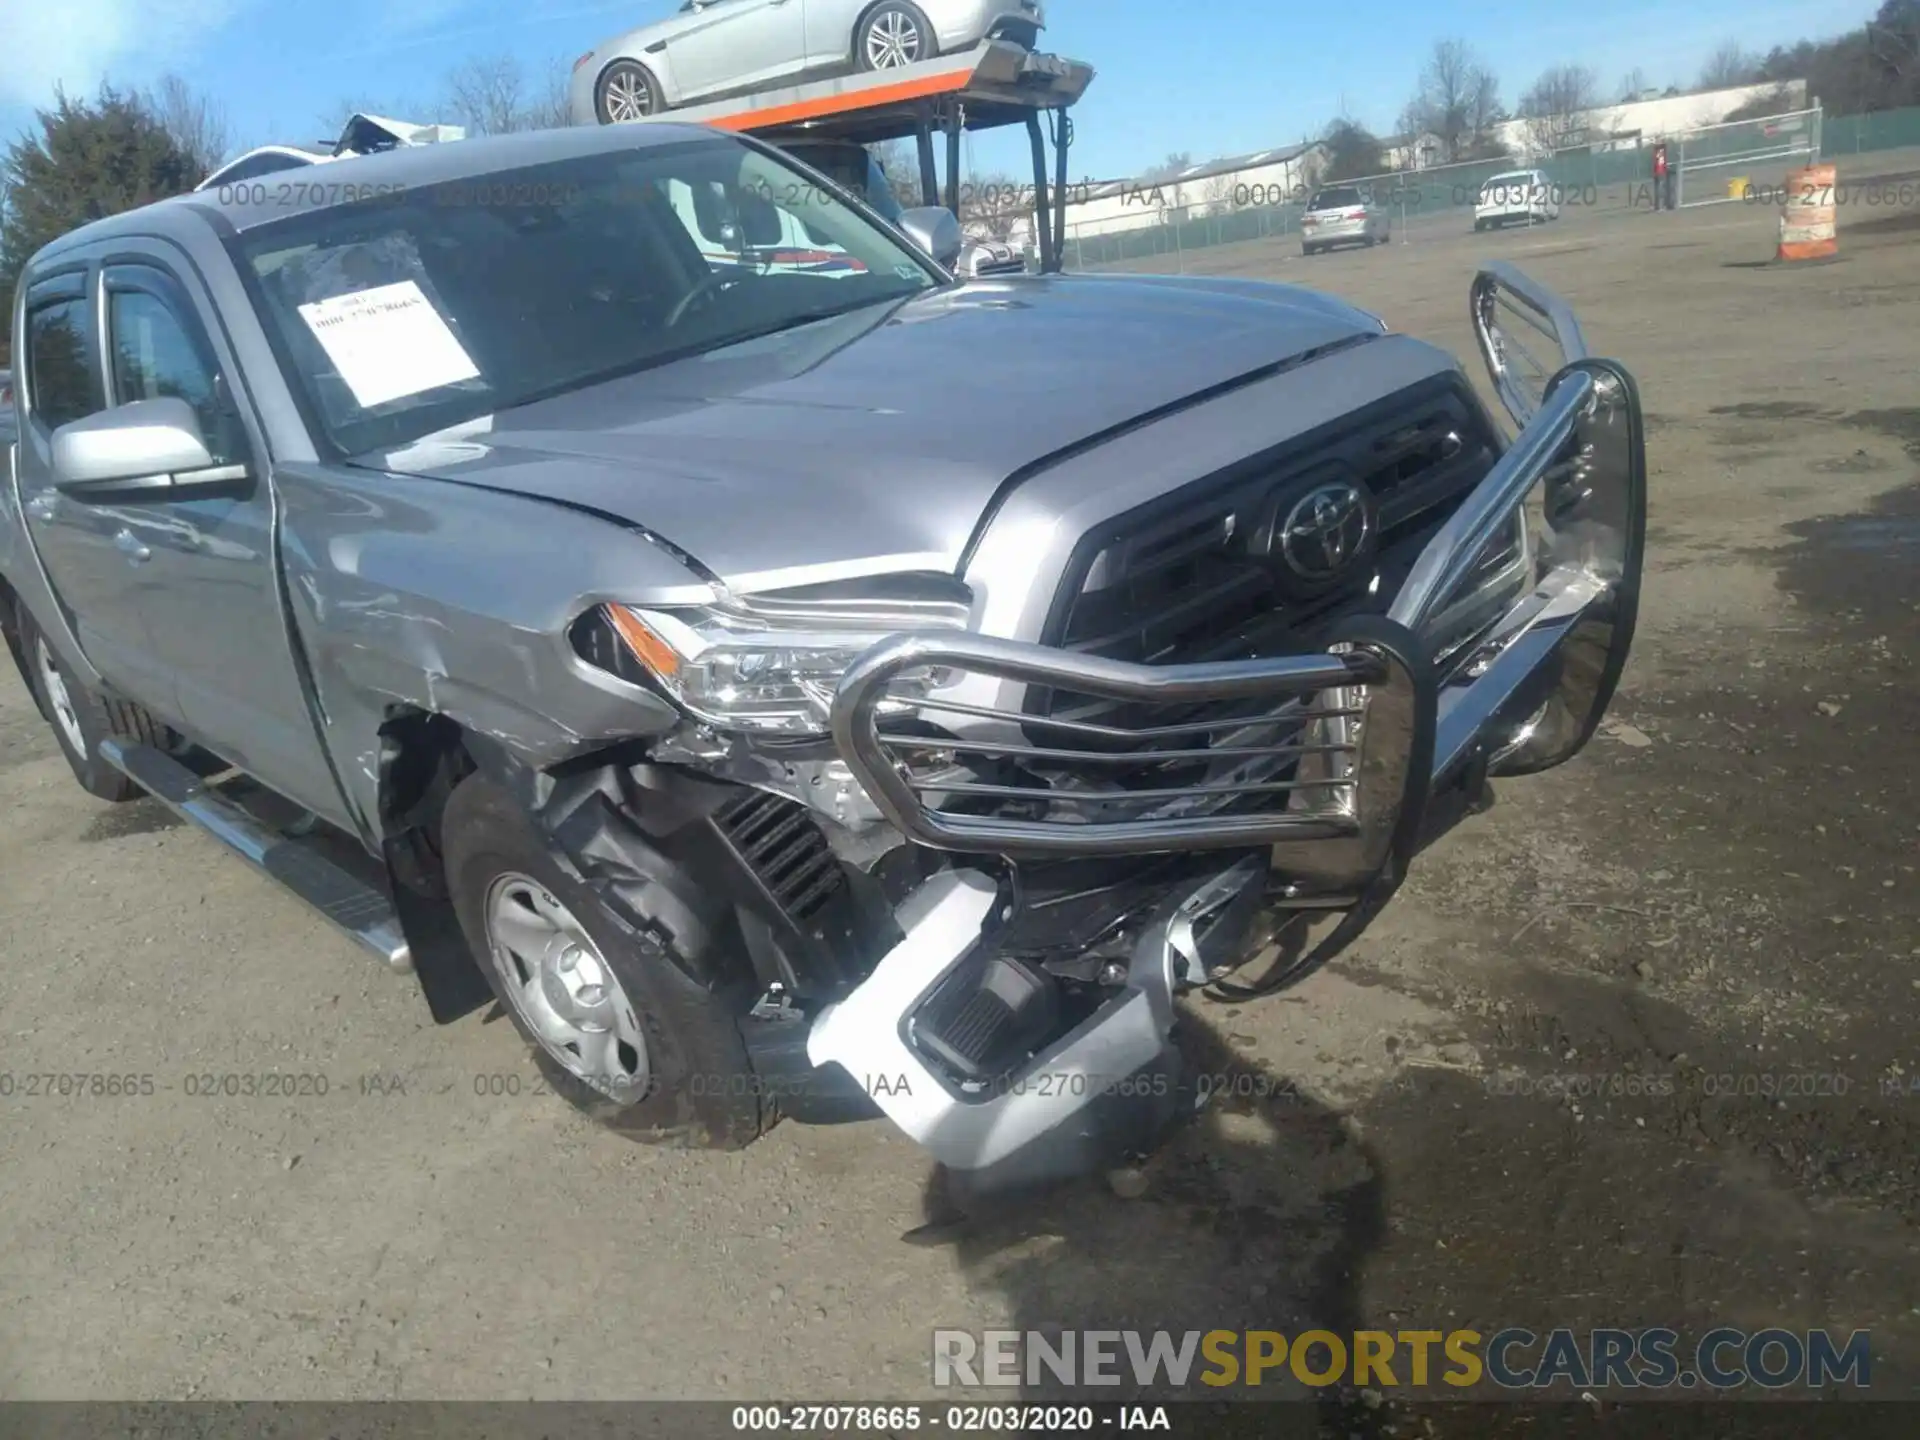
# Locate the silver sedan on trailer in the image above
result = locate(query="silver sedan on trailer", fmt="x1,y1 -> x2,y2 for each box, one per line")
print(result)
574,0 -> 1046,124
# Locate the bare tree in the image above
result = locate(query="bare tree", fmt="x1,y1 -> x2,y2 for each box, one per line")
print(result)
1143,151 -> 1193,181
318,94 -> 427,134
1199,170 -> 1236,213
867,140 -> 923,206
1698,40 -> 1761,90
441,55 -> 570,135
1404,39 -> 1506,164
1616,67 -> 1651,102
1518,63 -> 1600,154
143,74 -> 232,177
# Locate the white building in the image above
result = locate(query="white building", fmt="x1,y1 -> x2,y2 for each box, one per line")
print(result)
1036,141 -> 1327,244
1500,78 -> 1812,159
1380,132 -> 1446,171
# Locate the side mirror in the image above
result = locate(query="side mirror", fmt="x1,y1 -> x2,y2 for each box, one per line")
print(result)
50,397 -> 243,500
898,206 -> 963,270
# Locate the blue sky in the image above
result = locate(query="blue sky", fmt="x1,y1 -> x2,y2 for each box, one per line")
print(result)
0,0 -> 1875,181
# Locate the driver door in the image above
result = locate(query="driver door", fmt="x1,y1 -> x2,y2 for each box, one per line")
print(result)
665,0 -> 806,100
14,266 -> 174,707
84,256 -> 347,822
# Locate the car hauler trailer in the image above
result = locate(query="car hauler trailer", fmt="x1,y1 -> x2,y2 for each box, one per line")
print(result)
593,39 -> 1094,274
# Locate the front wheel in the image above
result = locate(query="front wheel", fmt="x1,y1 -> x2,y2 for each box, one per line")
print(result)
596,60 -> 663,123
16,607 -> 159,802
857,2 -> 937,70
441,775 -> 767,1148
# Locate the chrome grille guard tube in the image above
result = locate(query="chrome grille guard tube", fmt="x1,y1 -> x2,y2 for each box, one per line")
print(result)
828,265 -> 1643,877
829,624 -> 1433,884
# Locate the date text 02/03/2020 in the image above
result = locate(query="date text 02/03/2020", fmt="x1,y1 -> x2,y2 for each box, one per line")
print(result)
730,1405 -> 1174,1432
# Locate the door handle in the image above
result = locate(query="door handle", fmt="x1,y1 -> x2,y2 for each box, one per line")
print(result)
114,529 -> 152,564
25,493 -> 57,522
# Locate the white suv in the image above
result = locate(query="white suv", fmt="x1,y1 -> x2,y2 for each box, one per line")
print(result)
1474,170 -> 1560,230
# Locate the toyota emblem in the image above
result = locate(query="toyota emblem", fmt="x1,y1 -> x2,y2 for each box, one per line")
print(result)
1279,483 -> 1372,579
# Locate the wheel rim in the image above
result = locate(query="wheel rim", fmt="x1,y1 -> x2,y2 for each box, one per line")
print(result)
483,873 -> 650,1099
865,9 -> 922,68
35,637 -> 86,756
603,68 -> 654,122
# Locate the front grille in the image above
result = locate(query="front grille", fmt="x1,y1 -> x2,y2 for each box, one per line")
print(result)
974,377 -> 1492,823
1043,375 -> 1498,675
713,791 -> 846,922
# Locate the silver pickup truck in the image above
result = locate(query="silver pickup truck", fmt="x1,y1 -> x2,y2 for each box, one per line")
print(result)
0,123 -> 1644,1196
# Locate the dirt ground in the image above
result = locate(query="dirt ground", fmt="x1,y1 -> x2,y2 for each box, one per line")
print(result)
2,159 -> 1917,1430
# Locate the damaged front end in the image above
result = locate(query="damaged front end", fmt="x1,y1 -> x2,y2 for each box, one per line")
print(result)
571,265 -> 1645,1190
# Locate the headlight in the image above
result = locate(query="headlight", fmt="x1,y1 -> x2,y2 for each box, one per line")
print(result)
591,577 -> 972,737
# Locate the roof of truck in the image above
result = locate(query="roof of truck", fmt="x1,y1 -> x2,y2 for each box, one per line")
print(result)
29,123 -> 722,265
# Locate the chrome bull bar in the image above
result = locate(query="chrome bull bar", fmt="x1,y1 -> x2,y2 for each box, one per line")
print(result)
830,624 -> 1433,890
829,265 -> 1644,890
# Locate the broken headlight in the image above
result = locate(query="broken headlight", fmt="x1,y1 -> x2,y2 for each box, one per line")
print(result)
592,576 -> 972,737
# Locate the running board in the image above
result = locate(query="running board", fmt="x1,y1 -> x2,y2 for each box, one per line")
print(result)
97,739 -> 413,972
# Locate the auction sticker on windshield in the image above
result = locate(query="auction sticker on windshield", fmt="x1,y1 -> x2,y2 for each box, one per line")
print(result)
296,280 -> 480,408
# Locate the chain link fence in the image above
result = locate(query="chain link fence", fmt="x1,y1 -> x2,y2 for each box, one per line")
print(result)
1677,108 -> 1823,207
1064,104 -> 1920,272
1823,105 -> 1920,153
1064,141 -> 1675,270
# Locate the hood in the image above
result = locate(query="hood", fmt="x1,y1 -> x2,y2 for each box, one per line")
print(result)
366,274 -> 1385,593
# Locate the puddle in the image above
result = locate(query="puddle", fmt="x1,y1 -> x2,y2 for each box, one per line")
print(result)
1809,512 -> 1920,551
1775,479 -> 1920,623
1851,406 -> 1920,460
1707,401 -> 1838,421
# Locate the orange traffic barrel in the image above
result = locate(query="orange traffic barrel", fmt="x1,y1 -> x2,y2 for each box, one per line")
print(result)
1777,163 -> 1837,262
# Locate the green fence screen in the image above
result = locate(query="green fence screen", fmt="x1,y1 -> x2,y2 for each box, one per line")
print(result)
1065,105 -> 1920,271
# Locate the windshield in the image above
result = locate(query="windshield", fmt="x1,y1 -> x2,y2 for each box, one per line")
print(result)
1309,187 -> 1365,210
236,136 -> 940,455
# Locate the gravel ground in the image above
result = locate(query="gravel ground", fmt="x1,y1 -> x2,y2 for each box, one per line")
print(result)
1,160 -> 1916,1431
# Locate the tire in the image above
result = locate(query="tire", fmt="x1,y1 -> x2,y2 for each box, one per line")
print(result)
857,2 -> 937,71
1302,243 -> 1317,257
595,59 -> 663,124
441,774 -> 766,1149
16,607 -> 162,803
1472,219 -> 1487,232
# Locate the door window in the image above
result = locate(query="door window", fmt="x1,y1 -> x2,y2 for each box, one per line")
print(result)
106,286 -> 246,464
25,297 -> 102,431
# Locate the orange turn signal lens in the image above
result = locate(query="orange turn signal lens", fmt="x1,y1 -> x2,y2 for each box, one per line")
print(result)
606,605 -> 681,679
